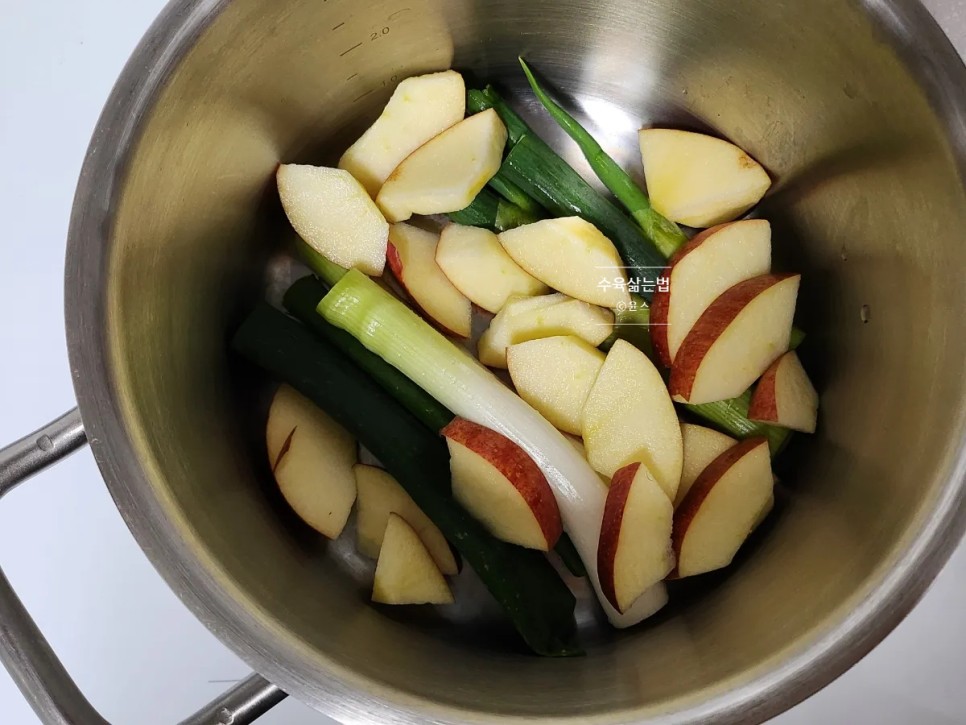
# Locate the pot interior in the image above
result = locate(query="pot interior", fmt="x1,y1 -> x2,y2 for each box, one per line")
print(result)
93,0 -> 966,721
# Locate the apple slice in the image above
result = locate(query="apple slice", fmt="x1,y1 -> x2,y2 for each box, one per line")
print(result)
354,464 -> 458,575
672,437 -> 774,577
499,217 -> 631,308
639,129 -> 772,228
506,335 -> 605,435
669,274 -> 800,405
387,223 -> 472,337
676,424 -> 737,507
598,462 -> 675,612
436,224 -> 549,313
478,294 -> 614,368
339,70 -> 465,196
376,108 -> 507,222
265,385 -> 357,539
442,418 -> 562,551
372,513 -> 454,605
582,340 -> 683,500
276,164 -> 389,275
650,220 -> 772,368
748,351 -> 819,433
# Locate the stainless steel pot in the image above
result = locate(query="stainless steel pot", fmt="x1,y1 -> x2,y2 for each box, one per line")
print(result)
1,0 -> 964,723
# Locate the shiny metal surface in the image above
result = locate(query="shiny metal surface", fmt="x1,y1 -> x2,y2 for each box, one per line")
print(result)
179,674 -> 287,725
62,0 -> 966,723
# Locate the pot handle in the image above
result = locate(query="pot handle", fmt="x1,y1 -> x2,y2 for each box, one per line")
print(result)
0,409 -> 287,724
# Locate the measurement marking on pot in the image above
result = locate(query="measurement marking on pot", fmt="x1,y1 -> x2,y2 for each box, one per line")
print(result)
347,72 -> 358,81
388,8 -> 411,20
353,89 -> 375,103
340,41 -> 363,57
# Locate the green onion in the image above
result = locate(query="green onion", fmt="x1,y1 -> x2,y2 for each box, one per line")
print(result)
297,240 -> 347,286
487,174 -> 545,216
684,390 -> 790,454
317,269 -> 668,628
447,188 -> 542,232
519,58 -> 687,258
232,302 -> 580,656
789,327 -> 806,350
601,298 -> 654,358
466,86 -> 529,145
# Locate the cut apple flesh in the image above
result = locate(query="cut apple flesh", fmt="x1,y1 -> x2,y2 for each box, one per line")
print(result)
354,464 -> 458,575
265,385 -> 357,539
478,294 -> 614,368
639,128 -> 772,228
507,335 -> 605,436
748,351 -> 819,433
376,108 -> 507,222
598,462 -> 675,612
670,274 -> 800,405
276,164 -> 389,276
443,418 -> 563,551
582,340 -> 683,500
499,217 -> 631,308
436,224 -> 548,313
339,70 -> 465,197
672,437 -> 774,578
372,513 -> 454,605
387,223 -> 472,338
650,220 -> 772,368
676,423 -> 736,508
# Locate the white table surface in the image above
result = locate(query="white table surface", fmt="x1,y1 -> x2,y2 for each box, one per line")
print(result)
1,1 -> 964,723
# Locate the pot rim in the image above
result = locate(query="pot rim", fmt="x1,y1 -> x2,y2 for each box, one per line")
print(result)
63,1 -> 966,722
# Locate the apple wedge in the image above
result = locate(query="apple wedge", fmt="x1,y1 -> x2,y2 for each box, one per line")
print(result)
339,70 -> 465,196
650,220 -> 772,368
266,384 -> 357,539
672,437 -> 774,578
639,128 -> 772,228
507,335 -> 605,435
748,351 -> 819,433
354,464 -> 458,575
276,164 -> 389,275
376,108 -> 507,222
372,513 -> 454,605
676,423 -> 737,508
499,217 -> 631,308
669,274 -> 800,405
442,418 -> 562,551
598,462 -> 675,612
478,294 -> 614,368
387,223 -> 472,337
582,340 -> 683,500
436,224 -> 549,313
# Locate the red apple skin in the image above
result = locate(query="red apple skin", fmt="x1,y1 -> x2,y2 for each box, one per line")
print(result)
597,461 -> 641,610
668,274 -> 797,401
747,357 -> 782,422
670,437 -> 769,576
386,243 -> 467,339
440,418 -> 563,548
650,223 -> 735,369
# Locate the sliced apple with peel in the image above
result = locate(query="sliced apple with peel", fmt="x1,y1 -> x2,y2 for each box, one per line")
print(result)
748,351 -> 819,433
582,340 -> 683,500
387,223 -> 472,337
372,513 -> 454,605
376,108 -> 507,222
598,462 -> 675,612
639,129 -> 772,228
672,437 -> 774,578
354,464 -> 458,575
478,294 -> 614,368
499,217 -> 631,308
670,274 -> 800,405
442,418 -> 562,551
506,335 -> 605,435
650,220 -> 772,368
339,70 -> 465,197
676,424 -> 737,508
276,164 -> 389,275
265,385 -> 357,539
435,224 -> 548,313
